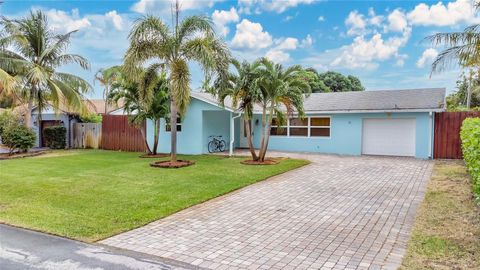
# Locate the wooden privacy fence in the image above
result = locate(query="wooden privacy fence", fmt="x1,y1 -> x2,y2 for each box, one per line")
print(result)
73,123 -> 102,149
101,115 -> 146,152
434,111 -> 480,159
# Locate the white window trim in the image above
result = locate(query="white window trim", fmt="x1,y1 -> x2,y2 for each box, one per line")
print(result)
270,116 -> 331,138
165,118 -> 182,132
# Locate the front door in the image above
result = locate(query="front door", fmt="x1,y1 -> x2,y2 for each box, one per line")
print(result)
41,120 -> 62,147
239,117 -> 252,148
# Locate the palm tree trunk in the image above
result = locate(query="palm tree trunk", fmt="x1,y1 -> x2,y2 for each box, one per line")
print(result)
104,85 -> 109,115
139,125 -> 152,154
170,98 -> 178,162
467,79 -> 472,109
25,94 -> 34,128
153,119 -> 160,155
259,104 -> 274,161
244,119 -> 258,160
258,106 -> 267,162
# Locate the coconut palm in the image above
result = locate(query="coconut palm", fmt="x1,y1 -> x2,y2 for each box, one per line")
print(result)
254,58 -> 312,162
109,70 -> 170,155
0,10 -> 91,127
213,58 -> 262,160
95,66 -> 121,114
123,1 -> 230,162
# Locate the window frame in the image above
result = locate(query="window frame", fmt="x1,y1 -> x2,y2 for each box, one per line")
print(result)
165,117 -> 182,132
270,116 -> 331,139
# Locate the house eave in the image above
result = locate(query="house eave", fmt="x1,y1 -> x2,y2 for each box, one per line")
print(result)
252,108 -> 445,115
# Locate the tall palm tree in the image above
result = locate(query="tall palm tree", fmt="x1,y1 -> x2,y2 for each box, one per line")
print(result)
124,0 -> 230,162
95,66 -> 121,114
109,70 -> 170,155
254,58 -> 312,162
213,58 -> 262,160
0,10 -> 91,127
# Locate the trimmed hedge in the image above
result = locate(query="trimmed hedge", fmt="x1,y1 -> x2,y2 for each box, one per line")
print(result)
2,124 -> 36,154
43,125 -> 66,149
460,117 -> 480,203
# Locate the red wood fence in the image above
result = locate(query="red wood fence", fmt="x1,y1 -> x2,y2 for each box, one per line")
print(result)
434,111 -> 480,159
101,115 -> 147,152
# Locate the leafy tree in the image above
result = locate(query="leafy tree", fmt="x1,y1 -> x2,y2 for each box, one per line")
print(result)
109,70 -> 170,155
80,113 -> 102,123
123,1 -> 230,162
447,72 -> 480,111
305,69 -> 364,93
2,123 -> 36,154
0,109 -> 20,138
94,66 -> 121,114
254,58 -> 311,162
0,10 -> 92,127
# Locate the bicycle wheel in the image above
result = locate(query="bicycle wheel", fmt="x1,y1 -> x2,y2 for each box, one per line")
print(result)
219,140 -> 226,152
208,141 -> 216,153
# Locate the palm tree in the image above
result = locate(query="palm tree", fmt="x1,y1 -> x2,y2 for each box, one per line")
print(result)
124,0 -> 230,162
213,58 -> 262,160
427,2 -> 480,108
254,58 -> 312,162
95,66 -> 121,114
109,70 -> 170,155
0,10 -> 91,127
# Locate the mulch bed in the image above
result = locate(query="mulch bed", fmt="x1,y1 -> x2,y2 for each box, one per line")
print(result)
241,158 -> 281,165
139,153 -> 170,158
150,160 -> 195,168
0,151 -> 46,160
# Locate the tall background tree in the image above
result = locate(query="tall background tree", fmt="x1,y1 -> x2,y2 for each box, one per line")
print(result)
95,66 -> 121,114
124,1 -> 230,163
0,10 -> 92,127
447,70 -> 480,111
306,69 -> 364,93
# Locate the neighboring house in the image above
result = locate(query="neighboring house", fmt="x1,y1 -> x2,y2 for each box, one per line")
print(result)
145,88 -> 445,158
13,99 -> 122,148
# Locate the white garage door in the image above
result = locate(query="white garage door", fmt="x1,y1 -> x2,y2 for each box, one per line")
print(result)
362,118 -> 416,157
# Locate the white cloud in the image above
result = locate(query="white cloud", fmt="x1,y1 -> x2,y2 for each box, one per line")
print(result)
238,0 -> 316,14
416,48 -> 439,68
131,0 -> 220,14
345,10 -> 367,36
331,28 -> 411,69
105,10 -> 123,30
386,9 -> 407,33
212,7 -> 240,37
318,16 -> 325,22
45,8 -> 91,33
300,34 -> 313,47
367,8 -> 383,27
231,19 -> 273,50
265,49 -> 291,63
407,0 -> 480,26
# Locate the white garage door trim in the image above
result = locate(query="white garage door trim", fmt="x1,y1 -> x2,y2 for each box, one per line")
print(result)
362,118 -> 416,157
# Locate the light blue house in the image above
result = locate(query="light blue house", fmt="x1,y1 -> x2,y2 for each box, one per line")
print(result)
146,88 -> 445,159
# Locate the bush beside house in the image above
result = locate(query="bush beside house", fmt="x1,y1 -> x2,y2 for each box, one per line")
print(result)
460,117 -> 480,203
43,126 -> 67,149
2,124 -> 36,154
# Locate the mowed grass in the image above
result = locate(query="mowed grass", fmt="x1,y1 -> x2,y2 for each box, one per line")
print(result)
400,160 -> 480,269
0,150 -> 308,242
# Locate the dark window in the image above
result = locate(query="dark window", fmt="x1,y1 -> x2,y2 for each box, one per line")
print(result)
166,117 -> 182,132
310,128 -> 330,137
290,127 -> 308,136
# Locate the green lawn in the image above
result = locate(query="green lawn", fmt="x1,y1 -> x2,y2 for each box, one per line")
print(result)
0,150 -> 308,242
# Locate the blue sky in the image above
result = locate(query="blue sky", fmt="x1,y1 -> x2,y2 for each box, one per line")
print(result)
1,0 -> 476,98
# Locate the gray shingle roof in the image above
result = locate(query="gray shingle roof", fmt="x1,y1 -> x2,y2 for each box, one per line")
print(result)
191,88 -> 446,113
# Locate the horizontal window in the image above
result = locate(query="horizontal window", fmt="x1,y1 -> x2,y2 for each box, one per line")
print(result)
166,117 -> 182,132
270,117 -> 331,138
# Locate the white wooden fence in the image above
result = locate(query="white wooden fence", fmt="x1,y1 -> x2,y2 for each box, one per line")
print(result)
73,123 -> 102,149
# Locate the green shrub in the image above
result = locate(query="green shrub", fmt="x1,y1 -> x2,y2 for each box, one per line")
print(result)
460,117 -> 480,203
2,124 -> 36,154
80,113 -> 102,123
43,125 -> 66,149
0,109 -> 21,138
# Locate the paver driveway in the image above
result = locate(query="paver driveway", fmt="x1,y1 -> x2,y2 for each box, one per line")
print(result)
101,152 -> 432,270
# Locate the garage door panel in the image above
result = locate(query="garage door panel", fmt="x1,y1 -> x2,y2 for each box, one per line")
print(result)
362,118 -> 416,157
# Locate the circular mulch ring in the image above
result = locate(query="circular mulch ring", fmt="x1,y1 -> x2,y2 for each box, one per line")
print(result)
150,160 -> 195,168
139,153 -> 169,158
241,159 -> 280,165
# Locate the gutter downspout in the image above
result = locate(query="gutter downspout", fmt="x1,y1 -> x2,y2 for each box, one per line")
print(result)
230,112 -> 242,157
428,111 -> 433,159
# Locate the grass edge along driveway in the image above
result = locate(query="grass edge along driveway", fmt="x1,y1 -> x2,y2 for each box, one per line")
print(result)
400,160 -> 480,269
0,150 -> 309,242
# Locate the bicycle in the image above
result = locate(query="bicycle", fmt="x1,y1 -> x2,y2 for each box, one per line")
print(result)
208,135 -> 226,153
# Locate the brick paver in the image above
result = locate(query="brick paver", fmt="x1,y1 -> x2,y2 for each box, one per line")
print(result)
101,152 -> 432,269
